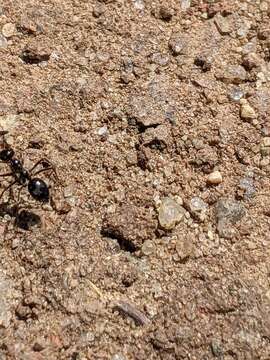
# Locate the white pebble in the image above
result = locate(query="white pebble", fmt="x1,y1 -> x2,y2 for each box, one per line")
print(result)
2,23 -> 16,38
97,125 -> 108,136
207,171 -> 223,185
240,99 -> 257,120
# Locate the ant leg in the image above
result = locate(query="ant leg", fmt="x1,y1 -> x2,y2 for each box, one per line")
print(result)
0,131 -> 9,144
0,173 -> 13,177
0,180 -> 17,200
30,158 -> 59,182
32,166 -> 53,177
16,184 -> 27,204
29,158 -> 53,173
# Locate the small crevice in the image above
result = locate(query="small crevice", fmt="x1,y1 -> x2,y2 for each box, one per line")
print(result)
20,51 -> 50,64
100,228 -> 137,253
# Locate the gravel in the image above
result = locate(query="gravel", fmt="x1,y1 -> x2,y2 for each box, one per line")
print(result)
0,0 -> 269,358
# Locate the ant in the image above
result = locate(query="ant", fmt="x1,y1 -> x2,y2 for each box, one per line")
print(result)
0,131 -> 57,204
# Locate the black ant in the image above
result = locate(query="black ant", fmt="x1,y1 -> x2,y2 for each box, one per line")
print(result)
0,131 -> 56,204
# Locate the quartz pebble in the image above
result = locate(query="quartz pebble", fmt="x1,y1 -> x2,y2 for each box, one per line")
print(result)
236,20 -> 251,38
229,87 -> 244,102
150,52 -> 170,66
2,23 -> 16,38
240,99 -> 257,120
180,0 -> 191,11
215,198 -> 245,239
239,177 -> 256,199
141,240 -> 156,256
158,197 -> 185,230
241,40 -> 257,55
188,197 -> 208,221
168,33 -> 187,55
97,125 -> 108,136
132,0 -> 144,10
207,171 -> 222,185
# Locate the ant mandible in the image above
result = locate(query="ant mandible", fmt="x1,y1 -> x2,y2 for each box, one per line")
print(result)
0,131 -> 56,203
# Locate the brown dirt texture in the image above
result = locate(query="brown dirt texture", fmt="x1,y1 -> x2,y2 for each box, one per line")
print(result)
0,0 -> 270,359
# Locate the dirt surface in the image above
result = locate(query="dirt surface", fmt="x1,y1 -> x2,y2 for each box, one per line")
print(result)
0,0 -> 270,359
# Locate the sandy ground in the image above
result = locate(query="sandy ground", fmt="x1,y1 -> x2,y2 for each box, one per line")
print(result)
0,0 -> 270,359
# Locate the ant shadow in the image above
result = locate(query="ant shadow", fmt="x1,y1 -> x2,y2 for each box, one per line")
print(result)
0,203 -> 41,230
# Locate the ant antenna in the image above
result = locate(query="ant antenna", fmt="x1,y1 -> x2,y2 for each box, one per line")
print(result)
0,131 -> 9,147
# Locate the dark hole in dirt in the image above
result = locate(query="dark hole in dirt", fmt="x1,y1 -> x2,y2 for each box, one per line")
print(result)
0,204 -> 41,230
28,139 -> 44,149
194,55 -> 212,72
20,51 -> 50,64
127,118 -> 160,134
15,210 -> 41,230
147,139 -> 167,151
0,203 -> 16,217
100,228 -> 137,253
71,352 -> 80,360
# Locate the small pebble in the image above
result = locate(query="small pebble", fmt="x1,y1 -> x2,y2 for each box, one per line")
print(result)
261,136 -> 270,156
168,33 -> 186,55
260,1 -> 268,11
92,3 -> 106,17
214,14 -> 231,35
2,23 -> 16,38
239,177 -> 256,199
175,235 -> 193,261
0,114 -> 20,131
240,99 -> 257,120
141,240 -> 156,256
241,39 -> 257,55
242,52 -> 261,70
111,354 -> 127,360
189,197 -> 208,222
180,0 -> 191,11
158,197 -> 185,230
260,158 -> 270,167
215,198 -> 245,239
132,0 -> 144,10
207,171 -> 223,185
150,52 -> 170,66
220,65 -> 247,84
261,137 -> 270,148
97,125 -> 108,136
211,339 -> 224,357
228,87 -> 244,102
236,20 -> 251,38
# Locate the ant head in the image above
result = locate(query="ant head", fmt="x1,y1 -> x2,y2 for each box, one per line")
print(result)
0,148 -> 14,161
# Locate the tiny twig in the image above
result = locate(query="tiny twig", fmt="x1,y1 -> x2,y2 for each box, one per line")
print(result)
113,300 -> 150,326
88,280 -> 104,299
